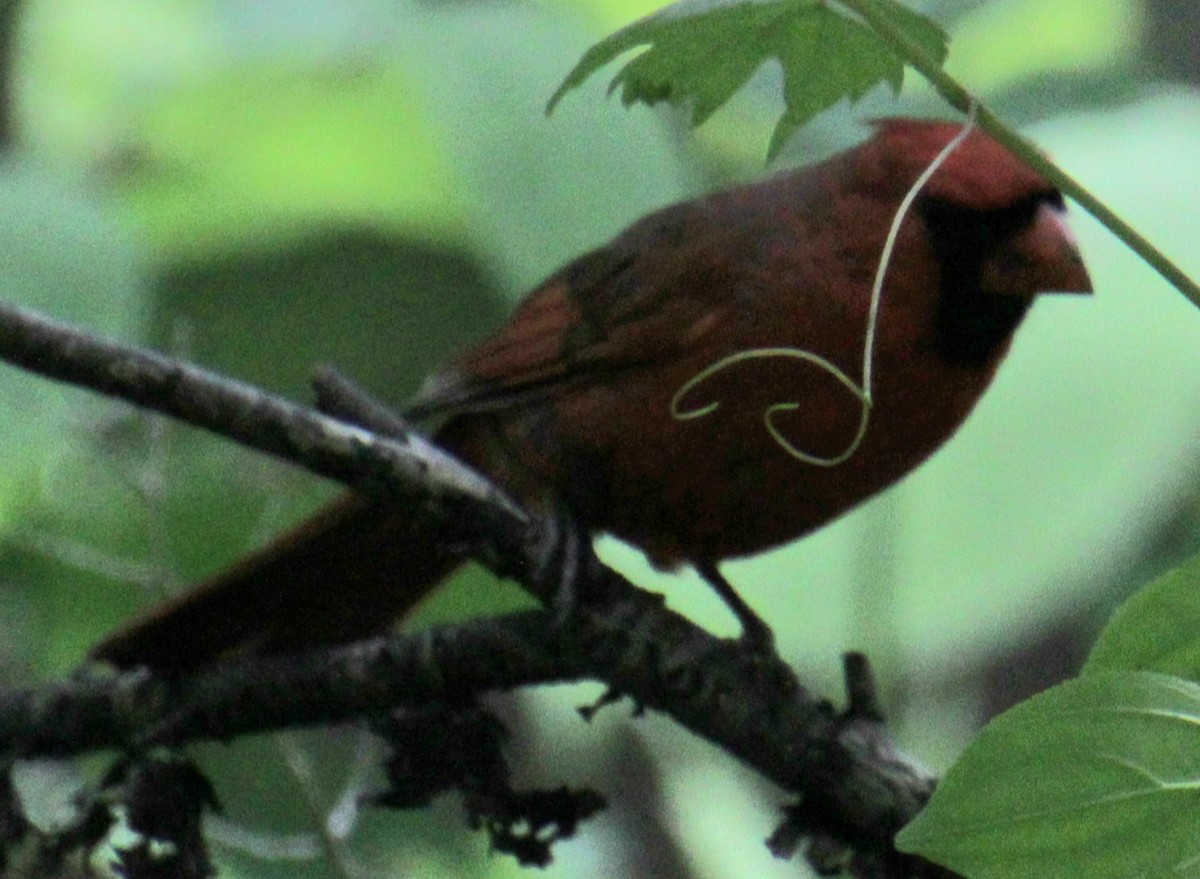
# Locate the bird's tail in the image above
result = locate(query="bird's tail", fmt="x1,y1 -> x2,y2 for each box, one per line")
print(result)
88,491 -> 462,672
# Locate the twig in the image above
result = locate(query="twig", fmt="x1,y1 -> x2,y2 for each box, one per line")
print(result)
0,302 -> 538,591
311,364 -> 417,438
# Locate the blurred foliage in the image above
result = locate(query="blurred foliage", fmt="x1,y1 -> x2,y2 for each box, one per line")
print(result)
0,0 -> 1198,878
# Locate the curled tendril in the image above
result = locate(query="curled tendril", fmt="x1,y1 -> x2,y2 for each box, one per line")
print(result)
669,101 -> 980,467
669,347 -> 870,467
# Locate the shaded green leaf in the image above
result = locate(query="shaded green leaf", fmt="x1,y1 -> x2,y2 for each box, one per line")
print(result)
547,0 -> 948,157
397,2 -> 698,296
0,154 -> 148,525
1084,552 -> 1200,681
896,671 -> 1200,879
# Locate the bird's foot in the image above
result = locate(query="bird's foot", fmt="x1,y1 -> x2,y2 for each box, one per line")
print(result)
691,560 -> 804,699
695,561 -> 778,656
528,504 -> 595,628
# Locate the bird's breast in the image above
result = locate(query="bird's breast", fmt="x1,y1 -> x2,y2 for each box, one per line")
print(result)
465,305 -> 1004,568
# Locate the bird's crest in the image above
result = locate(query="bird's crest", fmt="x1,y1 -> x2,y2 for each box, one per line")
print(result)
865,118 -> 1055,210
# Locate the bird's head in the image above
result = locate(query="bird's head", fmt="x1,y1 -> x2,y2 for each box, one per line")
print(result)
867,118 -> 1092,301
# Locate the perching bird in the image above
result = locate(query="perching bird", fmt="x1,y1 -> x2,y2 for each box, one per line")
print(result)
91,118 -> 1092,671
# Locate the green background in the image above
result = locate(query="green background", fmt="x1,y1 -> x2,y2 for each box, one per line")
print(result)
2,0 -> 1198,877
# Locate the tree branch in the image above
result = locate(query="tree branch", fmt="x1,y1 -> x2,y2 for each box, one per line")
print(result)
0,302 -> 956,878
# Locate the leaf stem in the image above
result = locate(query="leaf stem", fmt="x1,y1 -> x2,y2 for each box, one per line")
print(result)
838,0 -> 1200,310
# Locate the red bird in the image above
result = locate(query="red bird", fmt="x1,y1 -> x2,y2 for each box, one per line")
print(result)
92,119 -> 1091,671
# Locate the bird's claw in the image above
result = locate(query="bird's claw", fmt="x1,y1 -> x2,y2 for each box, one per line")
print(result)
528,505 -> 593,629
694,560 -> 779,658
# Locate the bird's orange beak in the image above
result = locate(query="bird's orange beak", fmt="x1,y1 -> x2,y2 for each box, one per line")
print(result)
980,203 -> 1093,297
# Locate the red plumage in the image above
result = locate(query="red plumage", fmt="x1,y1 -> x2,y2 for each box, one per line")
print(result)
91,119 -> 1091,671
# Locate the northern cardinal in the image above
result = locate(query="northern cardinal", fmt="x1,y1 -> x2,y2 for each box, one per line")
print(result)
91,119 -> 1091,671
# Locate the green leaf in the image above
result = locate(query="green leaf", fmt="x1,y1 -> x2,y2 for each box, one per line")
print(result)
896,671 -> 1200,879
1084,553 -> 1200,681
547,0 -> 948,158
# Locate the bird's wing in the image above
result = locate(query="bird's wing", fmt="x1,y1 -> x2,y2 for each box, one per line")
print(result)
407,200 -> 750,419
